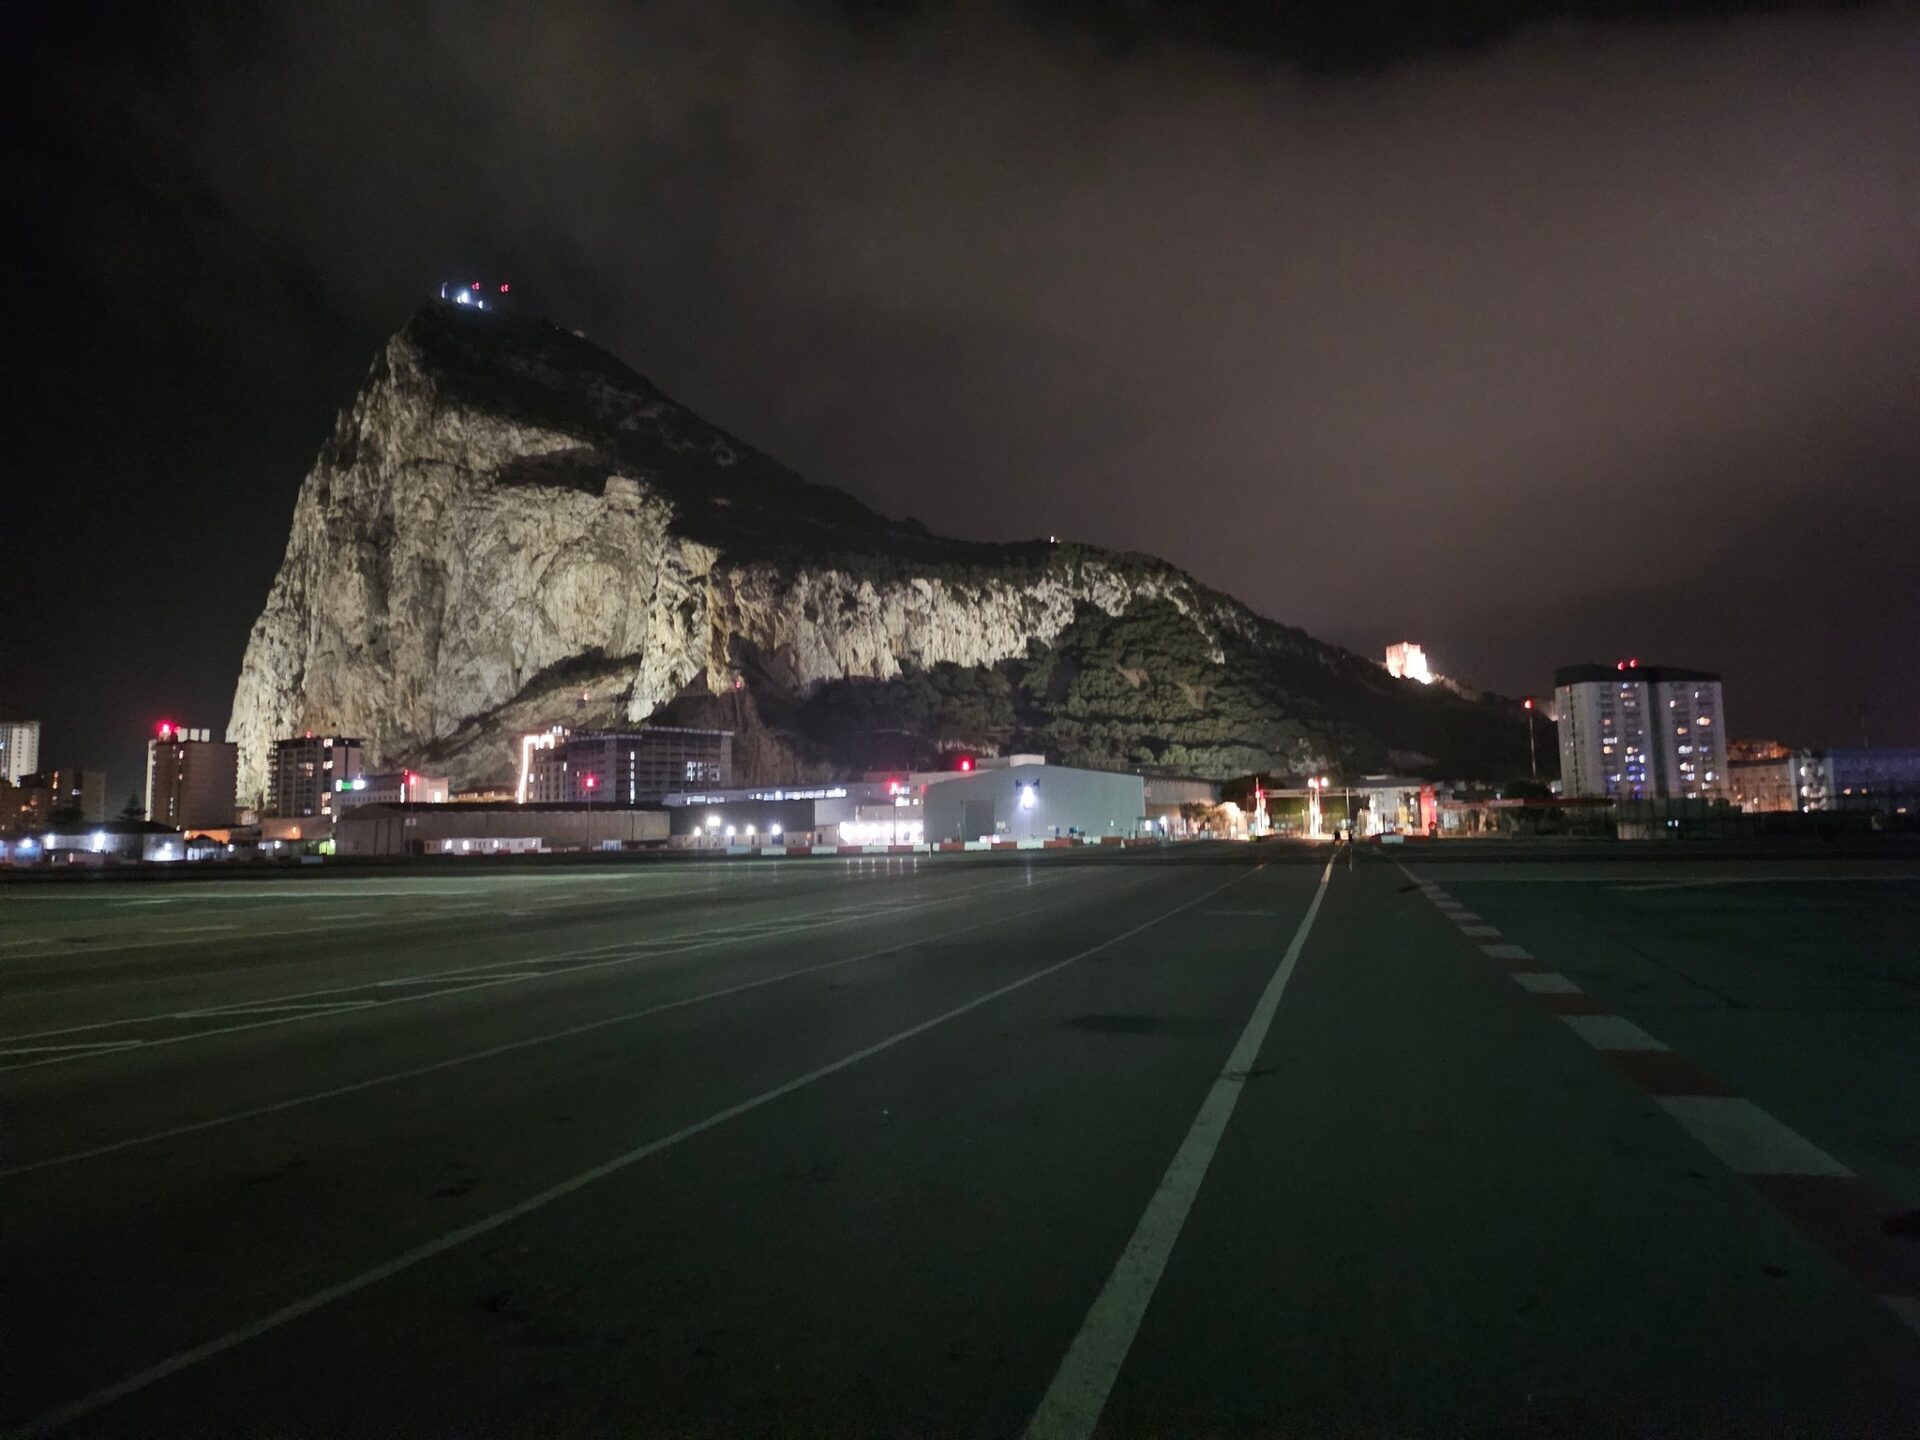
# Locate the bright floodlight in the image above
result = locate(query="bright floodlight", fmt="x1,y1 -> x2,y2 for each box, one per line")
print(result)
770,824 -> 782,837
1018,784 -> 1037,810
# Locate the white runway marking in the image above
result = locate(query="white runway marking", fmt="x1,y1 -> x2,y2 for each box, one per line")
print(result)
1480,943 -> 1534,961
1024,858 -> 1330,1440
1560,1014 -> 1668,1051
1510,972 -> 1582,993
1459,924 -> 1501,937
1654,1096 -> 1852,1177
2,873 -> 1107,1175
9,870 -> 1253,1436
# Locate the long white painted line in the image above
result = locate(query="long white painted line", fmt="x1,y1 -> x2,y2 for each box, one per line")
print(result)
1510,972 -> 1582,994
1,871 -> 1119,1176
0,874 -> 1038,1051
1023,856 -> 1332,1440
1653,1096 -> 1854,1177
1559,1014 -> 1669,1052
8,869 -> 1253,1437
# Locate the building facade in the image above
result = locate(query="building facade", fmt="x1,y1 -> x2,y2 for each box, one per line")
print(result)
47,767 -> 108,823
0,719 -> 41,785
332,771 -> 451,814
266,735 -> 365,819
923,763 -> 1146,843
145,727 -> 239,829
1554,663 -> 1727,801
520,727 -> 732,804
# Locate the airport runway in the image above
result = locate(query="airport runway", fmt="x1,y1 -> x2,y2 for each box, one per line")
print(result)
4,846 -> 1918,1437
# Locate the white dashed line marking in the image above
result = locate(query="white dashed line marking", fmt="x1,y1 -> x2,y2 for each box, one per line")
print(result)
1510,972 -> 1582,994
1459,924 -> 1501,937
1653,1096 -> 1853,1177
1560,1014 -> 1669,1051
1480,943 -> 1534,961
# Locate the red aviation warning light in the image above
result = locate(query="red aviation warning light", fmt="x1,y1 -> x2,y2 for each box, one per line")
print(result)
1524,697 -> 1534,710
957,756 -> 974,772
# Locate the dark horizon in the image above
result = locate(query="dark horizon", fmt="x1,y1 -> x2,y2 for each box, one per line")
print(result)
12,0 -> 1918,797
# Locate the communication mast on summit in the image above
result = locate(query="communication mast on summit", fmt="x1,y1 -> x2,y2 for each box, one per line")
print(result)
437,279 -> 512,311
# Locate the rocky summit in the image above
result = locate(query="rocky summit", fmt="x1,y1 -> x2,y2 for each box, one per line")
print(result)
227,303 -> 1528,801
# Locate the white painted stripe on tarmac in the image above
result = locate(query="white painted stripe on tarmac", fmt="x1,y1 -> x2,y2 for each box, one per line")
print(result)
1,872 -> 1113,1174
1654,1096 -> 1853,1177
1481,943 -> 1534,961
1560,1014 -> 1669,1051
7,868 -> 1256,1436
1459,924 -> 1501,937
1510,972 -> 1582,994
1024,856 -> 1333,1440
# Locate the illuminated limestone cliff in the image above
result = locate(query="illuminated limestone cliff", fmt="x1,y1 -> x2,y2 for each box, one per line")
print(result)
228,304 -> 1528,800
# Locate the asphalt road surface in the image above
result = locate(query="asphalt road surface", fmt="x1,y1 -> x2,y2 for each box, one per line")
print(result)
4,846 -> 1918,1437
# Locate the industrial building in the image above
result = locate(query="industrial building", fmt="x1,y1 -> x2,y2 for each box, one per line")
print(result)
145,725 -> 238,830
266,734 -> 365,819
1554,662 -> 1728,801
923,763 -> 1146,843
335,803 -> 669,857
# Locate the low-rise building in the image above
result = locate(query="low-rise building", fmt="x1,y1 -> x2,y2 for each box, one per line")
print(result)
39,820 -> 185,863
923,763 -> 1146,843
335,802 -> 670,856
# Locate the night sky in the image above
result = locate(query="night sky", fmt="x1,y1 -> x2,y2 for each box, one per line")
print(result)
12,0 -> 1918,800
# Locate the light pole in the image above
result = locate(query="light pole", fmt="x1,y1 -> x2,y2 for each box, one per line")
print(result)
1307,776 -> 1323,838
583,772 -> 597,848
1523,698 -> 1538,779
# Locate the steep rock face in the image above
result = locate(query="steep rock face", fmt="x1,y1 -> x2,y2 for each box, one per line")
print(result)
230,305 -> 1526,799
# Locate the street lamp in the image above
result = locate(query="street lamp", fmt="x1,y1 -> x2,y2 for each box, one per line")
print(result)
1307,776 -> 1323,838
1523,697 -> 1538,778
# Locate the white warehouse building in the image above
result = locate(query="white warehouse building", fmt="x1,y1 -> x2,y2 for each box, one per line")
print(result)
923,762 -> 1147,843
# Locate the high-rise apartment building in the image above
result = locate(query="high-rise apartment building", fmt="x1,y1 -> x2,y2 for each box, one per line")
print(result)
266,734 -> 365,820
1,719 -> 41,785
145,725 -> 239,829
1554,662 -> 1728,801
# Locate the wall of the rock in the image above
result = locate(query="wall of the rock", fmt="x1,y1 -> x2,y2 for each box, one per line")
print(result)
228,326 -> 1228,799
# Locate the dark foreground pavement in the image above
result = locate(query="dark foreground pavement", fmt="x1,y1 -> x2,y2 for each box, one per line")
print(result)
3,847 -> 1917,1437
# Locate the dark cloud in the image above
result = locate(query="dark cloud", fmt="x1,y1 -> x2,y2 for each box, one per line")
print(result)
10,1 -> 1918,791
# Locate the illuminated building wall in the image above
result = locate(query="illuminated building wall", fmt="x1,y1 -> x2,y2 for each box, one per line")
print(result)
145,728 -> 239,829
1384,642 -> 1433,684
265,735 -> 365,819
522,727 -> 733,804
0,719 -> 40,785
1554,663 -> 1726,801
